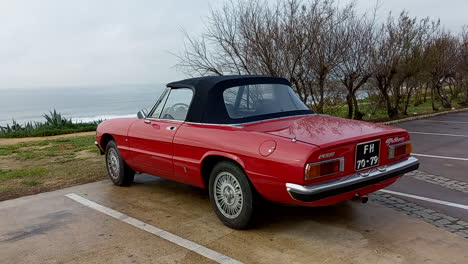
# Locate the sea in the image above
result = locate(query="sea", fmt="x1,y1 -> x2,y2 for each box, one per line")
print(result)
0,84 -> 165,126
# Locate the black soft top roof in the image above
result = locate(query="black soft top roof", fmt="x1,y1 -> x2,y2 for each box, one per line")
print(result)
166,75 -> 311,124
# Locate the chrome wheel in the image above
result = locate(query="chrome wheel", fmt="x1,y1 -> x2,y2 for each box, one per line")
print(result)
214,171 -> 243,219
107,148 -> 120,180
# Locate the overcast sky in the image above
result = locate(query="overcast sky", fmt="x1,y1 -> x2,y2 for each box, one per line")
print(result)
0,0 -> 466,89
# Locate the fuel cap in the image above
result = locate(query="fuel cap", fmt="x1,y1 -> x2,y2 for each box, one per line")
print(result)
259,140 -> 277,157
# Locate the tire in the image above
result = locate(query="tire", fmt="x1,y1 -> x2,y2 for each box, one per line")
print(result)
208,161 -> 256,229
105,140 -> 135,186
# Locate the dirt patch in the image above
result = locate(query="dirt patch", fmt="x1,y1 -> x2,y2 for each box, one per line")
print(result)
75,150 -> 97,160
0,157 -> 47,170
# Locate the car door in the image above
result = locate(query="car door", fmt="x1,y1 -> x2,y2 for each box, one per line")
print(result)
128,87 -> 193,180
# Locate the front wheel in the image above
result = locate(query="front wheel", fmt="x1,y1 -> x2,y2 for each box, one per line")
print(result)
208,161 -> 256,229
105,140 -> 135,186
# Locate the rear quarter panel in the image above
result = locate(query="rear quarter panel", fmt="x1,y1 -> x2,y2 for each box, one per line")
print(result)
173,123 -> 319,202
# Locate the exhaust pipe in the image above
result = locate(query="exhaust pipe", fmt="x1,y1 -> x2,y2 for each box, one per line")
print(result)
352,194 -> 368,204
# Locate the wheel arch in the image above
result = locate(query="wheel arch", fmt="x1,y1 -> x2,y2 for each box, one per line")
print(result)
200,152 -> 246,189
100,133 -> 115,152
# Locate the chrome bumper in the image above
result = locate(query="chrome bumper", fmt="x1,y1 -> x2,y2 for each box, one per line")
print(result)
286,156 -> 419,202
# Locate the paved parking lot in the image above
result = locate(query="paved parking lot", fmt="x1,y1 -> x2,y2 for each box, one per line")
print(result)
383,112 -> 468,231
1,175 -> 468,264
1,112 -> 468,263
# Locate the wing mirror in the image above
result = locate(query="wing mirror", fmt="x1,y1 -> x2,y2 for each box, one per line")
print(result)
137,108 -> 148,119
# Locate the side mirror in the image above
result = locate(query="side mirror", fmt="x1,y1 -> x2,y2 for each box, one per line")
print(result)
137,109 -> 148,119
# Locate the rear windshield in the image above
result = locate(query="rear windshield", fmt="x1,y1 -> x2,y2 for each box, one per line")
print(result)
222,84 -> 310,119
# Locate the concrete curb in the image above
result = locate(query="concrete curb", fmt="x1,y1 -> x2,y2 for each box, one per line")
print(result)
379,107 -> 468,125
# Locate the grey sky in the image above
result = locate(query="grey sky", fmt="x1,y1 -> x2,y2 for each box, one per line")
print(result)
0,0 -> 466,89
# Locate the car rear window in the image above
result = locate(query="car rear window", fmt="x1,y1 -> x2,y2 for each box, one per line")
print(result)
222,84 -> 309,119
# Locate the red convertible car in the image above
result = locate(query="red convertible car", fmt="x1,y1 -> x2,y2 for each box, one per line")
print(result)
95,75 -> 419,229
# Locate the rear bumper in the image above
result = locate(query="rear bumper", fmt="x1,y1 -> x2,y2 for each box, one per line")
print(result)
286,157 -> 419,202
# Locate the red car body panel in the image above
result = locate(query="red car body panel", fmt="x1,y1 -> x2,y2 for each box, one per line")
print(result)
96,113 -> 413,206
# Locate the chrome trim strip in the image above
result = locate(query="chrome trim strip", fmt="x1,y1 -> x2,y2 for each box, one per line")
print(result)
184,121 -> 244,128
287,156 -> 419,196
184,114 -> 316,128
144,118 -> 185,123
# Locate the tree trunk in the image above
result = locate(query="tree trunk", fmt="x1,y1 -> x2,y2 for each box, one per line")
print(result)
346,94 -> 353,119
435,82 -> 452,109
351,91 -> 364,120
317,74 -> 326,113
403,90 -> 412,116
423,83 -> 429,103
463,80 -> 468,105
343,76 -> 354,119
431,86 -> 438,111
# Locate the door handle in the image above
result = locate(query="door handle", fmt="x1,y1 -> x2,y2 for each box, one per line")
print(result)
166,126 -> 177,131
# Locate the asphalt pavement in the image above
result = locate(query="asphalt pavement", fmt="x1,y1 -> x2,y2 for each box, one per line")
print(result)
1,175 -> 468,264
1,112 -> 468,263
386,111 -> 468,224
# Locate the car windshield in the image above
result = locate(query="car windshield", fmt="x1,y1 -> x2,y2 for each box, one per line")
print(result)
222,83 -> 310,119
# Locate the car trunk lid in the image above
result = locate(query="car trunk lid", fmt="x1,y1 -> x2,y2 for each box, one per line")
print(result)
243,114 -> 407,148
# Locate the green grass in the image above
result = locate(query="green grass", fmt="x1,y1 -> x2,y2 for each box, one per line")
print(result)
0,168 -> 48,181
324,97 -> 464,121
0,135 -> 98,160
21,180 -> 41,186
0,135 -> 107,201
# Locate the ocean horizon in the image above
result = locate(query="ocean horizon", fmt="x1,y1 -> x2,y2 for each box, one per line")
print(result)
0,84 -> 165,126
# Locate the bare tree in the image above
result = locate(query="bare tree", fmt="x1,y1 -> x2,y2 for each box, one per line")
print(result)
372,12 -> 437,118
424,31 -> 460,109
176,0 -> 466,120
300,1 -> 354,113
334,9 -> 376,119
176,0 -> 356,112
457,26 -> 468,105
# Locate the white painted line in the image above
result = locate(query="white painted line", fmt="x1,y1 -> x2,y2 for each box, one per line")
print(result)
409,131 -> 468,138
412,153 -> 468,161
65,193 -> 243,264
421,120 -> 468,124
380,189 -> 468,210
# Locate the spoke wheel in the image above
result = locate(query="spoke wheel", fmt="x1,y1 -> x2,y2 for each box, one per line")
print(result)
107,148 -> 120,180
214,172 -> 243,219
105,140 -> 135,186
208,161 -> 257,229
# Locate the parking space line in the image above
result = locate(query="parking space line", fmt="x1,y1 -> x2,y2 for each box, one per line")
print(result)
412,153 -> 468,161
409,131 -> 468,138
379,190 -> 468,210
65,193 -> 243,264
421,120 -> 468,124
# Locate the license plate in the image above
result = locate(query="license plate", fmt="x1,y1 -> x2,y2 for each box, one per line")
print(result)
355,140 -> 380,171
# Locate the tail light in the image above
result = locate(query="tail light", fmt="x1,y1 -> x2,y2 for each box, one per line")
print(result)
388,142 -> 412,159
305,157 -> 344,180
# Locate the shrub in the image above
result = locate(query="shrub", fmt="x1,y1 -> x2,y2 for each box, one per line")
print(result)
0,110 -> 98,138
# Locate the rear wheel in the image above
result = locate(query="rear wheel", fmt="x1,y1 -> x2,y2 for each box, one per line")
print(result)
105,140 -> 134,186
208,161 -> 256,229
